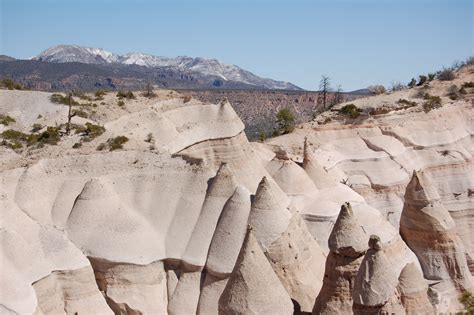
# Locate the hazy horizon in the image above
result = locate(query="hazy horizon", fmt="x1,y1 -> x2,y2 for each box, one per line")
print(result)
1,0 -> 472,90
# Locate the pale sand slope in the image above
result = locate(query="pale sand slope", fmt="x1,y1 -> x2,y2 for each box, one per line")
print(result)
0,65 -> 473,314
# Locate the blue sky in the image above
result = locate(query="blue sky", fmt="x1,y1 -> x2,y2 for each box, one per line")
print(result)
1,0 -> 472,90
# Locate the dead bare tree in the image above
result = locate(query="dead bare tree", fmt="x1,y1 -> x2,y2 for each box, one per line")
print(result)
332,84 -> 344,107
318,75 -> 331,110
65,91 -> 76,135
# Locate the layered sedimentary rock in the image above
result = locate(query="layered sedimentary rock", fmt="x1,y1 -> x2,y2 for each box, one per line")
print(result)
400,170 -> 473,311
218,228 -> 294,315
398,262 -> 434,314
352,235 -> 403,314
313,203 -> 368,314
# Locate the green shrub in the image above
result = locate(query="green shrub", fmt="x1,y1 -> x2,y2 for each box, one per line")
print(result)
448,85 -> 460,100
145,133 -> 154,143
36,127 -> 60,145
0,114 -> 15,126
459,291 -> 474,313
397,99 -> 418,108
82,123 -> 105,141
72,142 -> 82,149
408,78 -> 417,88
417,75 -> 428,86
258,131 -> 267,142
339,104 -> 362,118
1,129 -> 29,141
1,126 -> 60,147
275,108 -> 295,135
428,73 -> 436,81
462,82 -> 474,88
437,68 -> 455,81
50,93 -> 78,106
369,107 -> 391,115
116,91 -> 135,100
423,94 -> 442,112
96,143 -> 106,151
73,91 -> 92,101
117,100 -> 125,107
31,123 -> 43,132
0,78 -> 23,90
73,109 -> 88,118
94,89 -> 107,100
108,136 -> 129,151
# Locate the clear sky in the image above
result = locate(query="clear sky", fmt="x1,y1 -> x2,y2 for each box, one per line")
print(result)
1,0 -> 472,90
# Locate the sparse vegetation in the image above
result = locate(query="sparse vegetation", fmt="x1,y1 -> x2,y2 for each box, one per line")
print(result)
30,123 -> 43,132
462,82 -> 474,88
275,108 -> 295,135
117,91 -> 135,100
437,67 -> 455,81
397,98 -> 418,108
422,94 -> 442,112
459,291 -> 474,313
81,123 -> 106,142
417,75 -> 427,86
1,126 -> 61,149
318,75 -> 332,109
408,78 -> 417,88
258,131 -> 267,142
182,95 -> 192,103
50,93 -> 79,106
428,73 -> 436,81
367,85 -> 386,95
143,83 -> 156,98
0,114 -> 15,126
72,142 -> 82,149
94,89 -> 107,100
447,85 -> 460,100
389,82 -> 405,92
117,100 -> 125,107
73,109 -> 88,119
339,104 -> 362,118
0,78 -> 23,90
369,107 -> 391,115
97,136 -> 129,151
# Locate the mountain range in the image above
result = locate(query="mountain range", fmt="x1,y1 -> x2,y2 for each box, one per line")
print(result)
0,45 -> 301,91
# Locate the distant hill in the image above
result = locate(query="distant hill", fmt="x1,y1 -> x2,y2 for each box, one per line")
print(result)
0,44 -> 301,91
0,55 -> 16,62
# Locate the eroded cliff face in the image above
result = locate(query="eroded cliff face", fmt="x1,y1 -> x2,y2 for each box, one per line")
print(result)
0,65 -> 473,314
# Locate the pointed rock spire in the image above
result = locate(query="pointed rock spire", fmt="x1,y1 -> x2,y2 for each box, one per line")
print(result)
248,176 -> 292,249
302,137 -> 336,189
218,227 -> 294,315
401,170 -> 454,232
328,202 -> 367,257
182,163 -> 237,267
353,235 -> 398,306
206,185 -> 251,277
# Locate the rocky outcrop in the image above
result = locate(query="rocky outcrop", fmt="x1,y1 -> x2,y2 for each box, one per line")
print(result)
352,235 -> 403,314
313,203 -> 368,314
218,228 -> 294,315
303,137 -> 337,189
400,170 -> 472,310
398,262 -> 434,315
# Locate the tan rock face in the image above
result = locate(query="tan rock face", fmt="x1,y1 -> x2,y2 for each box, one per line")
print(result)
218,228 -> 294,315
398,263 -> 434,315
400,170 -> 473,303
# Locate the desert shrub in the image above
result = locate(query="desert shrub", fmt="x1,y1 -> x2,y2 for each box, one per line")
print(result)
339,104 -> 362,118
73,91 -> 92,101
417,75 -> 428,86
258,131 -> 267,142
116,91 -> 135,100
459,291 -> 474,313
117,100 -> 125,107
462,82 -> 474,88
94,89 -> 107,100
275,108 -> 295,135
1,129 -> 29,142
369,107 -> 391,115
72,142 -> 82,149
367,85 -> 386,95
0,78 -> 23,90
182,95 -> 192,103
72,109 -> 88,118
96,143 -> 106,151
145,133 -> 154,143
0,114 -> 15,126
465,56 -> 474,66
108,136 -> 129,151
30,123 -> 43,132
423,94 -> 442,112
448,85 -> 460,100
397,99 -> 418,108
437,67 -> 455,81
36,127 -> 61,145
81,123 -> 105,142
428,73 -> 436,81
408,78 -> 417,88
50,93 -> 78,106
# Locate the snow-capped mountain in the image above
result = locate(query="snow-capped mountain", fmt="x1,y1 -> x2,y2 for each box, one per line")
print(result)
33,45 -> 300,90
